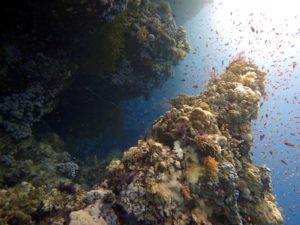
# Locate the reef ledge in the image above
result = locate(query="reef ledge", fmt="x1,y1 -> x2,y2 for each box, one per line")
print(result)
69,59 -> 283,225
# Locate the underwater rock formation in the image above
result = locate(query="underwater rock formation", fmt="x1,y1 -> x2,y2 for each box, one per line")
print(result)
99,0 -> 190,94
0,132 -> 87,224
70,59 -> 283,225
99,0 -> 128,21
0,0 -> 189,140
0,129 -> 125,224
0,47 -> 72,139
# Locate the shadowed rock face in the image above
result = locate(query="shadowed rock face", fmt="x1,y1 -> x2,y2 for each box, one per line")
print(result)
0,0 -> 190,141
69,59 -> 283,225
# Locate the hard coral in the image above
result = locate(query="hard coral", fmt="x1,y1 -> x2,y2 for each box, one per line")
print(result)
69,60 -> 283,225
194,134 -> 209,149
194,134 -> 220,158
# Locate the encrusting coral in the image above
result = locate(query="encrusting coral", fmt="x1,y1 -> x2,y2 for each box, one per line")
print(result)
69,59 -> 283,225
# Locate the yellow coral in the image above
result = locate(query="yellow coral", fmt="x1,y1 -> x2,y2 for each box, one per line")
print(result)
137,26 -> 149,43
123,146 -> 145,162
227,59 -> 248,75
174,47 -> 187,60
106,160 -> 124,172
150,182 -> 172,201
186,164 -> 205,184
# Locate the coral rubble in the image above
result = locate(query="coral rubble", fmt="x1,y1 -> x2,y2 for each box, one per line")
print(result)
70,59 -> 283,225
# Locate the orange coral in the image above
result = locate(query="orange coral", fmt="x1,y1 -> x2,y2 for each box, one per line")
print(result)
204,156 -> 218,172
182,184 -> 192,200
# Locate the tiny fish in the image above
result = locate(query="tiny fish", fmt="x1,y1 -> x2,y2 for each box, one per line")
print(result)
260,134 -> 265,141
284,141 -> 295,147
281,160 -> 287,165
192,85 -> 199,89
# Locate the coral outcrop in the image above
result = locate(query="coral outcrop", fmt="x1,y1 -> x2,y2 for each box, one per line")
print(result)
70,59 -> 283,225
108,0 -> 190,93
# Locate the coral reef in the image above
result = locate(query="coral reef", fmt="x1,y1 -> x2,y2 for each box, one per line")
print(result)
99,0 -> 128,21
0,130 -> 125,224
106,0 -> 190,93
70,59 -> 283,225
0,132 -> 87,224
0,0 -> 189,140
0,47 -> 72,139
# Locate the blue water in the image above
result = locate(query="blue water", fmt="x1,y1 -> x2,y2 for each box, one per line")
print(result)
78,1 -> 300,223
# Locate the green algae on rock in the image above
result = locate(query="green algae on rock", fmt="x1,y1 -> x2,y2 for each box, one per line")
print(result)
69,59 -> 283,225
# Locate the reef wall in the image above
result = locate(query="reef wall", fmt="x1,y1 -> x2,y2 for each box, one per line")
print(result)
0,0 -> 190,140
69,59 -> 283,225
